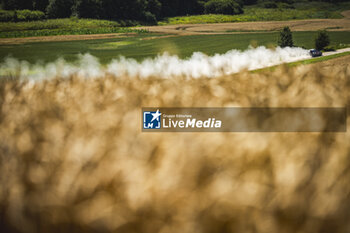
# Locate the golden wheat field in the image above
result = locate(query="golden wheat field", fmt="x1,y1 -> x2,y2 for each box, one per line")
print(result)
0,57 -> 350,233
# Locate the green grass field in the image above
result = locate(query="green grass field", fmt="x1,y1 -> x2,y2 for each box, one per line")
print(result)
1,31 -> 350,64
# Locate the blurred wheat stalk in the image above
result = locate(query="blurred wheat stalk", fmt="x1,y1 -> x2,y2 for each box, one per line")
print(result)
0,64 -> 349,233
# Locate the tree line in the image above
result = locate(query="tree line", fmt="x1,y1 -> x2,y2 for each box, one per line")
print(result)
1,0 -> 348,23
1,0 -> 255,23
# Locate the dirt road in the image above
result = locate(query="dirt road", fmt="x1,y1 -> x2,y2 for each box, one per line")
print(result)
322,47 -> 350,56
260,47 -> 350,71
0,33 -> 136,45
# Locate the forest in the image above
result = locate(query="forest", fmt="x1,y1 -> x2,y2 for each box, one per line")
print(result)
1,0 -> 347,23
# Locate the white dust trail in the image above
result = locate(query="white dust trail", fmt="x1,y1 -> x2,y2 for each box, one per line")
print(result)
0,46 -> 309,80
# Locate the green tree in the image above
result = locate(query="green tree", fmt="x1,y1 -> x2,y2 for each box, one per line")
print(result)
178,0 -> 203,15
315,30 -> 330,50
146,0 -> 162,19
33,0 -> 49,11
159,0 -> 178,17
159,0 -> 202,17
46,0 -> 74,18
278,26 -> 294,47
204,0 -> 243,15
101,0 -> 146,20
3,0 -> 33,10
72,0 -> 102,18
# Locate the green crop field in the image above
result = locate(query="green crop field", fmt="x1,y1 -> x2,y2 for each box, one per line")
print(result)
1,31 -> 350,64
160,8 -> 340,25
0,18 -> 147,38
160,1 -> 350,25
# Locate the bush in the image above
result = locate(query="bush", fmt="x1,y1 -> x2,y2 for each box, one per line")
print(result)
243,0 -> 258,5
204,0 -> 243,15
0,10 -> 14,22
323,45 -> 335,52
17,10 -> 45,21
315,30 -> 330,50
278,0 -> 295,4
0,10 -> 45,22
278,26 -> 294,47
277,2 -> 295,9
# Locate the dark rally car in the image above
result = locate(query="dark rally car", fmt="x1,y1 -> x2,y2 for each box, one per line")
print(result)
309,49 -> 323,57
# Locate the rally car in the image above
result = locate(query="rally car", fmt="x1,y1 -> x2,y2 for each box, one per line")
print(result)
309,49 -> 323,57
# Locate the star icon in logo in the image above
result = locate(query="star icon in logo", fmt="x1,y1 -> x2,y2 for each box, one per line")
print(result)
151,109 -> 161,122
